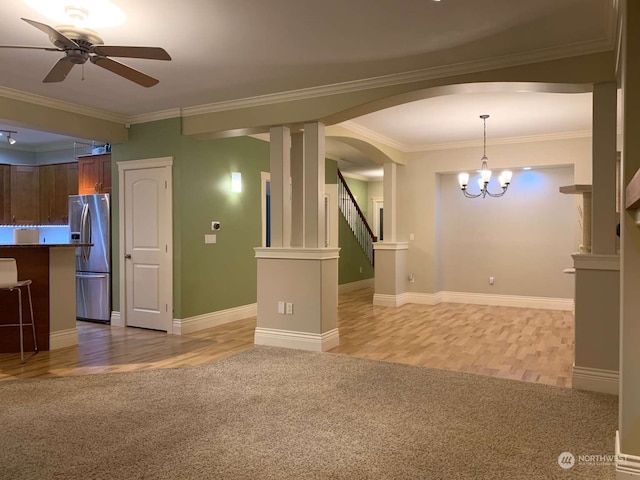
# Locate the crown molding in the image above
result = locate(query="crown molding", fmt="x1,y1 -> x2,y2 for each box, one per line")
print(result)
340,121 -> 408,151
127,108 -> 182,125
410,130 -> 594,152
180,37 -> 613,118
339,123 -> 594,153
0,86 -> 127,124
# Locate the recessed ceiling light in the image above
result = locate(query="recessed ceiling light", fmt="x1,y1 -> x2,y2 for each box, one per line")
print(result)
523,167 -> 532,170
23,0 -> 126,28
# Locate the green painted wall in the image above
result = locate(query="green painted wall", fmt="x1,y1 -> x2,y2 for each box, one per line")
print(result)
110,121 -> 367,317
325,158 -> 337,184
338,174 -> 374,284
111,118 -> 269,319
344,176 -> 368,218
338,213 -> 375,284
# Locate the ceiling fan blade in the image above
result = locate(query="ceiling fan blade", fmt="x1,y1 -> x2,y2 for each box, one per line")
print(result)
43,57 -> 75,83
0,45 -> 62,52
21,18 -> 79,49
91,45 -> 171,61
90,56 -> 159,87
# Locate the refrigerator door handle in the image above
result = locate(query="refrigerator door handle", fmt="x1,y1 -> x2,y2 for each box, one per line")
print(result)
80,203 -> 92,262
76,273 -> 108,279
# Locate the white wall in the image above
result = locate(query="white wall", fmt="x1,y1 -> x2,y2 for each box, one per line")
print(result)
438,166 -> 575,298
399,136 -> 592,296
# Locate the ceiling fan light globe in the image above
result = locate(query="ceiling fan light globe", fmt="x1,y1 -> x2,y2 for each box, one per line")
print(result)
24,0 -> 126,28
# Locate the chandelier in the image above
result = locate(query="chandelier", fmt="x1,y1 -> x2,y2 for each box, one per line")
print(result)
458,115 -> 512,198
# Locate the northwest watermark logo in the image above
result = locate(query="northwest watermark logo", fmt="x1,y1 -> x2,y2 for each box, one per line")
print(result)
558,452 -> 575,469
558,451 -> 627,469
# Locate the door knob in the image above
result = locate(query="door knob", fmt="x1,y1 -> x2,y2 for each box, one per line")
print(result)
124,254 -> 131,259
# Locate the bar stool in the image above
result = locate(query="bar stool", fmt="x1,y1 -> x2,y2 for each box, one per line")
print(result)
0,258 -> 38,363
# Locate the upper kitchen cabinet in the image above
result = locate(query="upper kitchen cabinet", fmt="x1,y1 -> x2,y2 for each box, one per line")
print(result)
40,162 -> 78,224
78,154 -> 111,195
10,165 -> 39,224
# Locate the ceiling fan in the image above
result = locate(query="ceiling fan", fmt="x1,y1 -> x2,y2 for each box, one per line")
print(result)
0,18 -> 171,87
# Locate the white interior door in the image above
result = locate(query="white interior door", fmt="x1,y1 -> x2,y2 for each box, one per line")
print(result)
120,158 -> 173,332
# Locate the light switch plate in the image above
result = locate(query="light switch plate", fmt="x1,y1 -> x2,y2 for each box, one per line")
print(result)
277,301 -> 285,314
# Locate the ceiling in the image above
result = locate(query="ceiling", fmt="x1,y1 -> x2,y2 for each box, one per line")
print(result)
0,0 -> 617,174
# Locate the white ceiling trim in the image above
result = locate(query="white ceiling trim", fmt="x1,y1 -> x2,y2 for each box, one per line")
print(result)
128,109 -> 182,125
342,118 -> 594,152
0,85 -> 127,124
340,121 -> 408,152
411,130 -> 593,152
181,37 -> 613,118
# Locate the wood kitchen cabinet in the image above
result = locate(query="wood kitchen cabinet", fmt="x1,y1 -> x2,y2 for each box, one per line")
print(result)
39,162 -> 78,224
10,165 -> 39,224
0,165 -> 10,224
78,154 -> 111,195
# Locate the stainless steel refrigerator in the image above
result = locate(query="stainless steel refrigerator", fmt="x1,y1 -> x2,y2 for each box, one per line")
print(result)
69,194 -> 111,323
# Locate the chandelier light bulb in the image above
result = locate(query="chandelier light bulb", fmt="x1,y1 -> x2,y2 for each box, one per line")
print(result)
458,172 -> 469,188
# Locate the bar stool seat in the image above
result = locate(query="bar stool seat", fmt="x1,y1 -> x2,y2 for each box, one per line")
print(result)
0,258 -> 38,363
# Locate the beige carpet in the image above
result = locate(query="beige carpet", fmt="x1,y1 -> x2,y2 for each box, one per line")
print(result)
0,347 -> 617,479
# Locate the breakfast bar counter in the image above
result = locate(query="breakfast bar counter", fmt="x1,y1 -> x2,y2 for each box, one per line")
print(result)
0,244 -> 86,353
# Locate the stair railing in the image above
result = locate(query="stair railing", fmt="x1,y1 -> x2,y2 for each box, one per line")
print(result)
337,169 -> 377,265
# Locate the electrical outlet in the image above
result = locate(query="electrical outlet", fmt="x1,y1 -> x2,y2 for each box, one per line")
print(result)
408,273 -> 415,283
286,302 -> 293,315
489,276 -> 495,285
359,266 -> 363,273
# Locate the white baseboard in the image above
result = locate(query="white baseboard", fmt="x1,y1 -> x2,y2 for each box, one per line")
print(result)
254,327 -> 339,352
339,278 -> 374,293
373,293 -> 405,307
403,292 -> 441,305
373,291 -> 572,311
573,366 -> 619,395
439,291 -> 574,311
49,328 -> 78,350
173,303 -> 257,335
617,431 -> 640,477
110,310 -> 122,327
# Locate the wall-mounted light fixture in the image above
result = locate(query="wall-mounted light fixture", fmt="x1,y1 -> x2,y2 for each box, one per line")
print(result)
231,172 -> 242,193
0,130 -> 17,145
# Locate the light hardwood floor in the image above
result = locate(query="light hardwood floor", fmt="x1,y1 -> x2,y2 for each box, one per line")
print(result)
0,288 -> 574,386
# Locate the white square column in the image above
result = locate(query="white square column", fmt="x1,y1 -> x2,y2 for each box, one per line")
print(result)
269,126 -> 291,248
291,132 -> 304,247
383,162 -> 397,243
617,2 -> 640,478
255,122 -> 339,352
304,122 -> 325,248
592,81 -> 618,255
